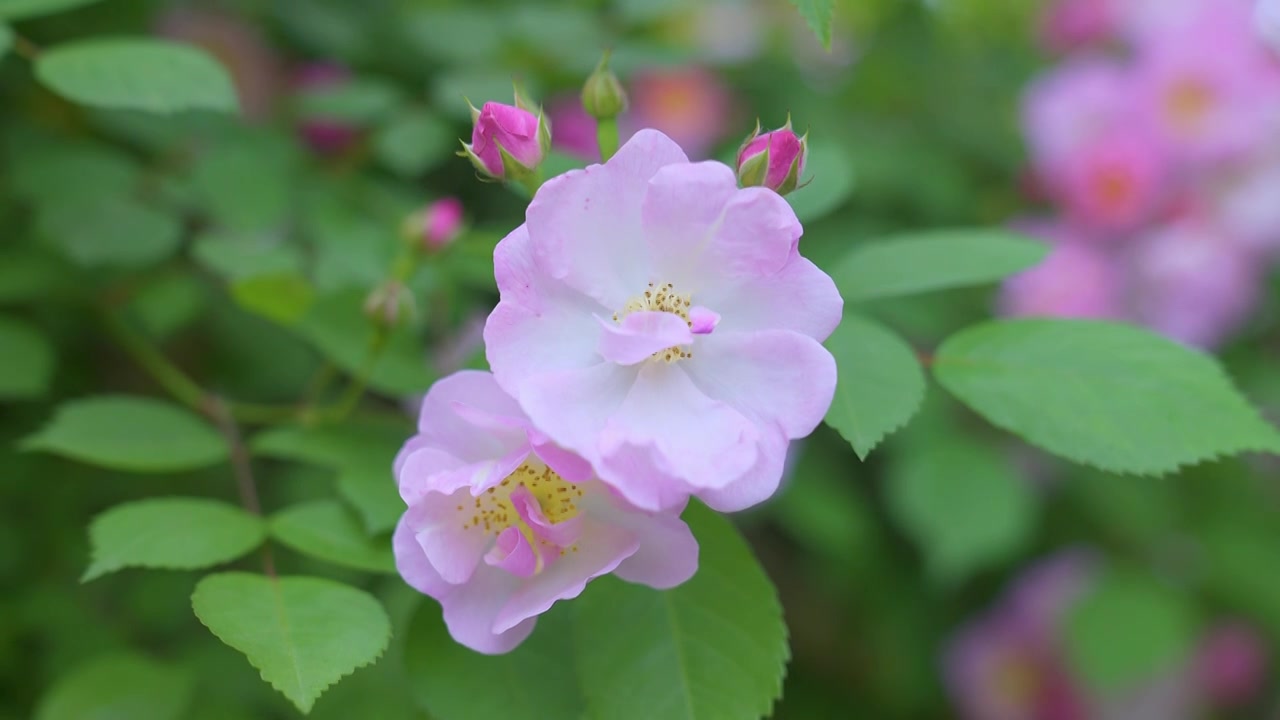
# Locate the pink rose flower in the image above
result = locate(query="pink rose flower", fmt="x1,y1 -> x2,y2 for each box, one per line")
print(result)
736,122 -> 808,196
393,370 -> 698,654
1054,129 -> 1168,234
463,100 -> 547,180
484,130 -> 842,513
624,67 -> 734,159
547,94 -> 600,161
421,197 -> 464,251
1022,57 -> 1134,169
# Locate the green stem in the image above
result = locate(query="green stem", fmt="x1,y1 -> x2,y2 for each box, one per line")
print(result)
517,169 -> 544,198
597,118 -> 619,161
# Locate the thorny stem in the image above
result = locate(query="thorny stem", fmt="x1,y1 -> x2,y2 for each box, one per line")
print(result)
209,397 -> 277,578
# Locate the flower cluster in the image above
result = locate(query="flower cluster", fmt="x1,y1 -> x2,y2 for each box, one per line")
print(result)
1005,0 -> 1280,348
395,113 -> 842,652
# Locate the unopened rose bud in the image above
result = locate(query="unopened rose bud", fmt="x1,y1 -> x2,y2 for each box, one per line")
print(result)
402,197 -> 464,251
363,281 -> 413,329
736,119 -> 807,196
459,93 -> 549,181
581,52 -> 628,121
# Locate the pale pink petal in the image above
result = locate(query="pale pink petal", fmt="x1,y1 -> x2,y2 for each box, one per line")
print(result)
393,509 -> 450,597
682,329 -> 837,438
438,565 -> 533,655
595,311 -> 695,365
590,493 -> 699,589
492,518 -> 640,633
417,493 -> 493,585
486,225 -> 608,393
528,436 -> 594,483
695,253 -> 842,341
518,362 -> 639,463
702,187 -> 800,281
696,428 -> 789,512
415,370 -> 525,461
525,129 -> 689,307
484,527 -> 538,579
640,161 -> 739,287
688,306 -> 720,335
397,444 -> 465,505
598,362 -> 759,498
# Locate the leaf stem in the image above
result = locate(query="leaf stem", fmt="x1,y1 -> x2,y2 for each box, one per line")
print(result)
209,397 -> 277,578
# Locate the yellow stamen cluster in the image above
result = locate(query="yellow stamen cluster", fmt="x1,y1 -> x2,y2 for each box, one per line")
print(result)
458,459 -> 583,552
612,281 -> 695,363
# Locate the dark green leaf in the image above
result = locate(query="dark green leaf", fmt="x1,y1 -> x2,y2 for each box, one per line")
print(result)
34,652 -> 192,720
372,108 -> 453,178
191,231 -> 304,281
35,39 -> 239,113
0,316 -> 54,399
934,319 -> 1280,475
192,573 -> 391,714
295,289 -> 435,395
84,498 -> 266,581
824,314 -> 926,459
833,229 -> 1048,303
0,0 -> 102,20
786,138 -> 855,224
787,0 -> 835,49
270,500 -> 395,574
24,396 -> 228,472
296,76 -> 404,124
37,195 -> 182,268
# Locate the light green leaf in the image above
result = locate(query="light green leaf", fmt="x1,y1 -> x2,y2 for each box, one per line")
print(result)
373,108 -> 453,178
833,229 -> 1048,303
823,314 -> 926,459
934,319 -> 1280,474
252,420 -> 408,534
192,231 -> 304,281
0,0 -> 100,20
787,0 -> 835,49
84,498 -> 266,581
230,272 -> 315,326
10,140 -> 140,204
404,599 -> 584,720
1064,570 -> 1197,690
23,396 -> 228,472
37,195 -> 182,268
189,132 -> 297,231
786,138 -> 854,224
192,573 -> 391,714
0,316 -> 54,399
35,652 -> 192,720
573,502 -> 788,720
886,436 -> 1035,583
270,500 -> 395,574
125,271 -> 210,339
0,23 -> 12,57
0,246 -> 79,304
296,76 -> 404,124
295,289 -> 435,395
35,39 -> 238,113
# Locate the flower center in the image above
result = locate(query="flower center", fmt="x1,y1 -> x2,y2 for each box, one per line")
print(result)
1165,79 -> 1213,133
613,281 -> 694,363
459,458 -> 583,537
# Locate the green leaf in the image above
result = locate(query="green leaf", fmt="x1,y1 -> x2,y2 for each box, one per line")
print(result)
23,396 -> 228,472
933,319 -> 1280,474
823,314 -> 926,459
785,138 -> 854,224
35,39 -> 239,114
84,498 -> 266,581
192,573 -> 391,714
0,316 -> 55,399
0,246 -> 79,304
189,132 -> 298,231
34,652 -> 192,720
230,272 -> 315,326
296,76 -> 404,124
787,0 -> 835,49
1064,570 -> 1197,690
886,436 -> 1035,583
573,502 -> 788,720
37,195 -> 182,268
270,500 -> 395,574
295,289 -> 435,395
373,108 -> 453,178
833,229 -> 1048,303
10,140 -> 140,204
192,231 -> 304,281
252,420 -> 408,534
404,599 -> 585,720
0,23 -> 12,57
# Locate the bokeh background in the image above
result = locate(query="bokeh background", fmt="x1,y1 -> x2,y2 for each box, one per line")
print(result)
3,0 -> 1280,718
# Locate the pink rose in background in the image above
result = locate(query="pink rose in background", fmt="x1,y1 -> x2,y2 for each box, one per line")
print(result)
394,370 -> 698,654
1216,159 -> 1280,250
1054,129 -> 1167,234
1001,223 -> 1124,320
1022,57 -> 1133,169
1128,219 -> 1261,348
1194,620 -> 1270,708
294,63 -> 359,155
547,94 -> 600,162
484,130 -> 841,513
624,67 -> 734,159
1040,0 -> 1116,52
419,197 -> 464,251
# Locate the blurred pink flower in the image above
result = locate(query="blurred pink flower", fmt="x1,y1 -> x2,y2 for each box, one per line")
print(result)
1022,57 -> 1133,168
483,130 -> 841,513
1054,129 -> 1168,234
1001,222 -> 1124,320
294,63 -> 359,155
394,370 -> 698,654
1040,0 -> 1116,52
1215,155 -> 1280,251
1128,218 -> 1261,348
1194,620 -> 1269,708
1261,0 -> 1280,53
547,94 -> 599,162
419,197 -> 464,251
624,67 -> 734,158
157,8 -> 282,121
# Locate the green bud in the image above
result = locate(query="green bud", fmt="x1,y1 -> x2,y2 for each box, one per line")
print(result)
581,52 -> 628,121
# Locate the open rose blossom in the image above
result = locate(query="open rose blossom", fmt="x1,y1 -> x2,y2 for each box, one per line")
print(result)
394,370 -> 698,654
484,129 -> 841,513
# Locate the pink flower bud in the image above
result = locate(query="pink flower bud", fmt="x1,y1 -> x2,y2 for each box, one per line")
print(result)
1195,620 -> 1269,708
460,98 -> 549,181
420,197 -> 464,251
294,62 -> 359,155
736,121 -> 807,196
